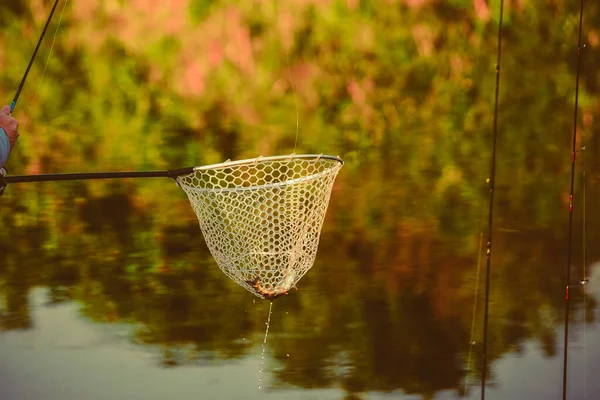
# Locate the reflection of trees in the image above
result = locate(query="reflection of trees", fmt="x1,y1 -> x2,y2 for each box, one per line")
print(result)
0,176 -> 598,396
129,269 -> 258,362
268,289 -> 468,399
0,196 -> 47,331
263,220 -> 599,399
0,284 -> 32,331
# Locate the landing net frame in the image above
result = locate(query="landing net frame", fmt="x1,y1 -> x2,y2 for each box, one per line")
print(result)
175,154 -> 343,300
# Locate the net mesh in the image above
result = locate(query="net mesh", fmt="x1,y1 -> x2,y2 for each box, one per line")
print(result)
176,155 -> 343,300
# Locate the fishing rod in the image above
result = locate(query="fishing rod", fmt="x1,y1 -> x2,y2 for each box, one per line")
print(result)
0,0 -> 63,195
8,0 -> 61,114
481,0 -> 505,398
562,0 -> 586,398
581,137 -> 588,399
0,0 -> 61,163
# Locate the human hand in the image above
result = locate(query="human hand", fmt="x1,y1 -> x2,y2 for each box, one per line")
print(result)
0,105 -> 19,149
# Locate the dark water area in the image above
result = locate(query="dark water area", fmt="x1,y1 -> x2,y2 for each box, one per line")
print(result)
2,0 -> 600,399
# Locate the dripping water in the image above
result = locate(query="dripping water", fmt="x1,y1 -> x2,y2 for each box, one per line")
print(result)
258,301 -> 274,390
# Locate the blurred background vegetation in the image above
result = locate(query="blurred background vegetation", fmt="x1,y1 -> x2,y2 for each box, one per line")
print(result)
1,0 -> 600,399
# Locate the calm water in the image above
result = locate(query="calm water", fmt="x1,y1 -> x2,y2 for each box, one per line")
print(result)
0,274 -> 597,400
1,168 -> 599,400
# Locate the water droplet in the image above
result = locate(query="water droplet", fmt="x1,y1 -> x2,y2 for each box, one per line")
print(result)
258,302 -> 273,390
286,353 -> 290,357
242,338 -> 246,341
258,385 -> 262,389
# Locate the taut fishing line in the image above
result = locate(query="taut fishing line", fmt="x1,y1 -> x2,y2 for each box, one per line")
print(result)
25,0 -> 70,125
464,231 -> 484,391
287,48 -> 299,153
258,301 -> 273,389
481,0 -> 505,398
465,118 -> 497,393
562,0 -> 586,398
0,0 -> 62,159
8,0 -> 61,113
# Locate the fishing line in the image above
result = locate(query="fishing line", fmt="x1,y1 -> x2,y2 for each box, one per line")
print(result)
271,4 -> 300,153
287,49 -> 299,153
481,0 -> 505,398
0,0 -> 62,169
464,231 -> 484,391
9,0 -> 61,113
26,0 -> 70,124
465,147 -> 497,392
562,0 -> 585,398
258,301 -> 274,390
465,117 -> 500,391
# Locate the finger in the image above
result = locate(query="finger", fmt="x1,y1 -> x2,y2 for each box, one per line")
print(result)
0,105 -> 9,114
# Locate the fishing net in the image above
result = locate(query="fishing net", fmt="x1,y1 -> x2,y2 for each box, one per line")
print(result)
176,154 -> 343,300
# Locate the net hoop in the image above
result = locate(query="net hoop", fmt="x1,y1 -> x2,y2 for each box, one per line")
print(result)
176,154 -> 343,300
193,154 -> 343,172
185,154 -> 342,193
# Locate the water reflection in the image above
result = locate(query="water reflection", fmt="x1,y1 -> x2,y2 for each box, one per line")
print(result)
0,288 -> 342,400
0,269 -> 599,400
1,171 -> 599,399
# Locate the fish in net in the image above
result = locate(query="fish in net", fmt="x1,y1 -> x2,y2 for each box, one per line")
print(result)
176,154 -> 343,300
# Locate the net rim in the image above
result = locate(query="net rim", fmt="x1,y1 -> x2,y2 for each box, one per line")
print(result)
191,154 -> 343,172
176,154 -> 343,193
178,166 -> 339,193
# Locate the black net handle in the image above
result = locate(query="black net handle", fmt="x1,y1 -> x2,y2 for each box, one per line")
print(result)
4,167 -> 194,184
